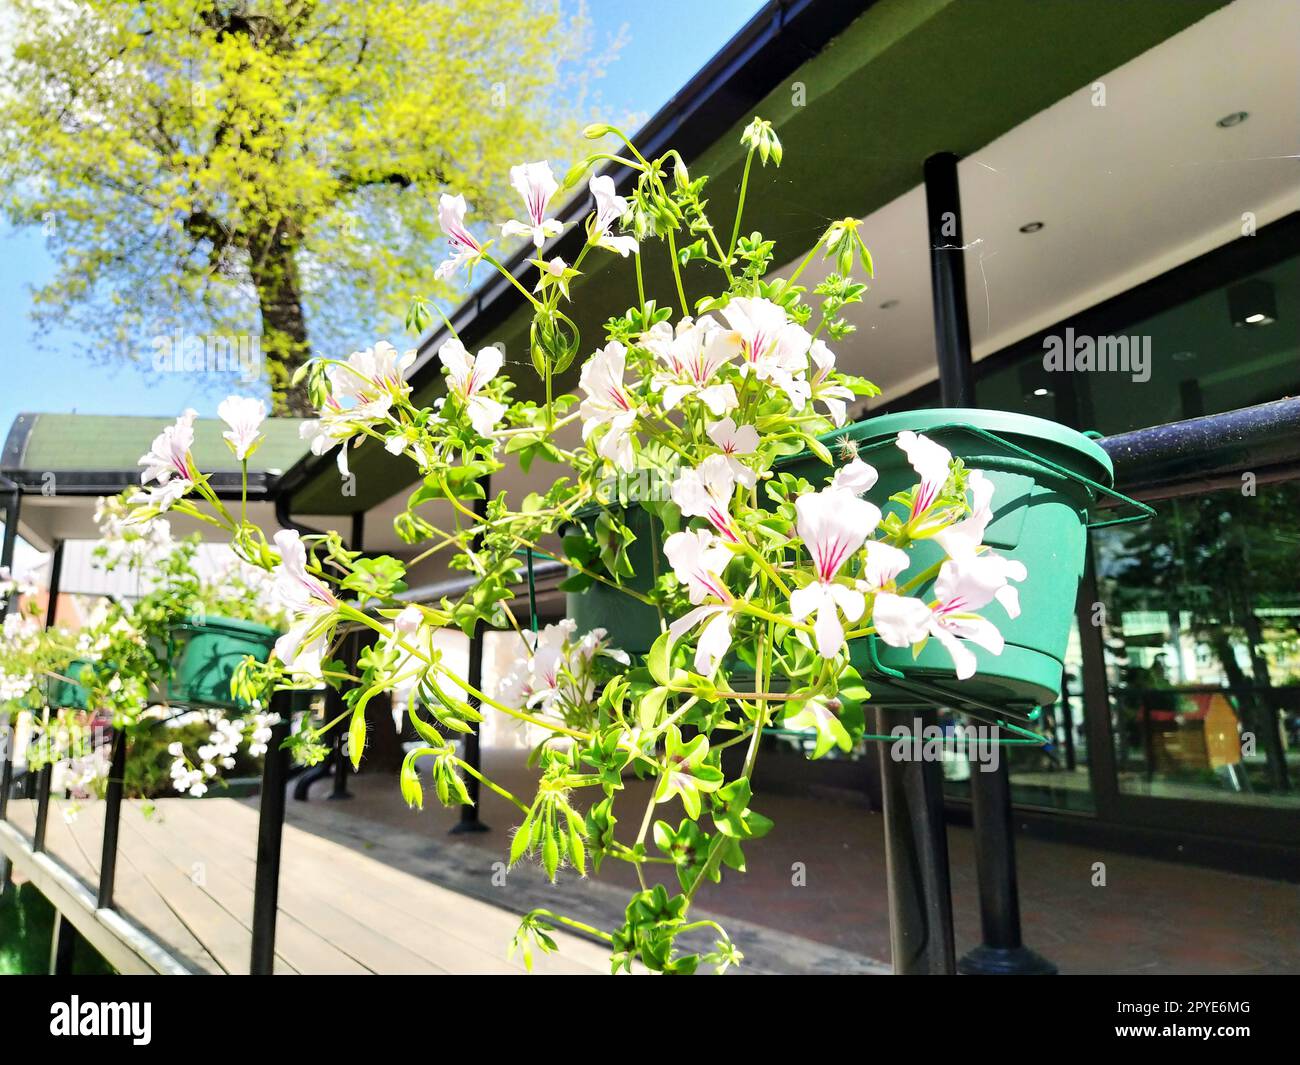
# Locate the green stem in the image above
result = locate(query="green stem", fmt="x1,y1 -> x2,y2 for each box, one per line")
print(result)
727,149 -> 756,260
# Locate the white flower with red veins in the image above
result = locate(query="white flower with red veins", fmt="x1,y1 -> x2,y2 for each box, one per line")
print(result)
672,454 -> 742,543
872,553 -> 1024,679
643,315 -> 741,416
438,339 -> 507,437
931,469 -> 1026,617
271,530 -> 339,680
789,487 -> 881,657
501,161 -> 564,248
706,417 -> 760,488
329,341 -> 415,416
579,341 -> 638,472
720,296 -> 812,409
436,193 -> 486,280
897,430 -> 956,534
664,529 -> 737,676
589,176 -> 638,256
133,409 -> 199,511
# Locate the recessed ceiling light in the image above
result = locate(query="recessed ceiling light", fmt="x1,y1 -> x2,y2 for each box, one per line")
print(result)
1216,111 -> 1249,128
1227,279 -> 1277,327
879,299 -> 900,309
1029,387 -> 1052,398
1019,221 -> 1044,234
1171,350 -> 1197,362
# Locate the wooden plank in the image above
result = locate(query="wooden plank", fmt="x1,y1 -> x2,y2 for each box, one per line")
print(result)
158,801 -> 443,974
111,805 -> 262,974
0,821 -> 193,975
268,807 -> 614,974
72,804 -> 224,975
7,794 -> 618,975
164,799 -> 610,974
120,806 -> 369,977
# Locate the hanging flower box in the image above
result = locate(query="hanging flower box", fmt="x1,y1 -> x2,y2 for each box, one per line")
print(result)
164,615 -> 280,711
565,407 -> 1148,712
47,658 -> 93,711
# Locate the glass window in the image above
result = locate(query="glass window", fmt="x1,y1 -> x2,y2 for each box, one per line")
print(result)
974,251 -> 1300,438
939,617 -> 1095,813
1093,479 -> 1300,806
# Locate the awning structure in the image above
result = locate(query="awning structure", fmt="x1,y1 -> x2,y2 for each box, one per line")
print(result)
269,0 -> 1280,569
0,412 -> 311,550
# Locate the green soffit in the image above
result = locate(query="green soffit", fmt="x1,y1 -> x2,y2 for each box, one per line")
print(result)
290,0 -> 1227,514
4,412 -> 311,477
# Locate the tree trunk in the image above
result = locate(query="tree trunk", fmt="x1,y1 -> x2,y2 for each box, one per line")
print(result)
249,223 -> 313,416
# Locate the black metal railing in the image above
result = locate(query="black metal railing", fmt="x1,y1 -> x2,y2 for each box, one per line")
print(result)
0,687 -> 299,974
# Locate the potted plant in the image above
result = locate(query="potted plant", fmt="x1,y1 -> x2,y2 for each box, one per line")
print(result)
132,117 -> 1146,974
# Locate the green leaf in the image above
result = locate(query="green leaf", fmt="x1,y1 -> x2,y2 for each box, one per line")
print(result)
647,631 -> 674,687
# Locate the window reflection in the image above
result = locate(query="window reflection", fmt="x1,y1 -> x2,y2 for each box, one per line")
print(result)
1095,480 -> 1300,805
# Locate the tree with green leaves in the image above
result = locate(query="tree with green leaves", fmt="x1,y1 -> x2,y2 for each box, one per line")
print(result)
0,0 -> 610,412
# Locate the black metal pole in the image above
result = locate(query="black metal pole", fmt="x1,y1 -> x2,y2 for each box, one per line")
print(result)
45,540 -> 64,628
250,690 -> 293,975
96,728 -> 127,909
0,722 -> 14,894
957,749 -> 1056,974
32,763 -> 52,853
1,484 -> 20,621
924,150 -> 1056,976
875,708 -> 956,973
328,675 -> 352,800
451,479 -> 490,835
924,152 -> 975,410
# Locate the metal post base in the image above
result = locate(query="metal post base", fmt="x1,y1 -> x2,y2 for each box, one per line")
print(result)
958,943 -> 1058,976
449,818 -> 490,835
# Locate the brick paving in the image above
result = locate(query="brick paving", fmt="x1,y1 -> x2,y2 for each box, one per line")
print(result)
287,749 -> 1300,975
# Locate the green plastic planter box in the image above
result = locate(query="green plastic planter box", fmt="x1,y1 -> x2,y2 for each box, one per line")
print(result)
564,408 -> 1146,713
48,658 -> 93,711
166,615 -> 280,711
786,408 -> 1138,713
563,505 -> 663,657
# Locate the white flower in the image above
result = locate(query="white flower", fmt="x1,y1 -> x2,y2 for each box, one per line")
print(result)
857,540 -> 912,591
897,430 -> 953,530
720,296 -> 812,409
664,528 -> 734,606
436,193 -> 485,280
872,554 -> 1024,680
579,341 -> 638,472
830,458 -> 878,496
217,396 -> 266,461
329,341 -> 416,415
393,605 -> 423,636
671,454 -> 741,543
589,175 -> 638,256
809,339 -> 854,426
643,316 -> 741,416
500,161 -> 564,247
271,530 -> 338,680
706,418 -> 760,488
438,339 -> 507,437
668,604 -> 735,677
789,486 -> 881,657
664,529 -> 737,677
136,409 -> 198,509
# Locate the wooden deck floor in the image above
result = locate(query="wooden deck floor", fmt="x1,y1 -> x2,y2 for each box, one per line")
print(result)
2,797 -> 613,975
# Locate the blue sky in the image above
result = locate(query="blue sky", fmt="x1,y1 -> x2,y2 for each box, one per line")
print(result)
0,0 -> 764,435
